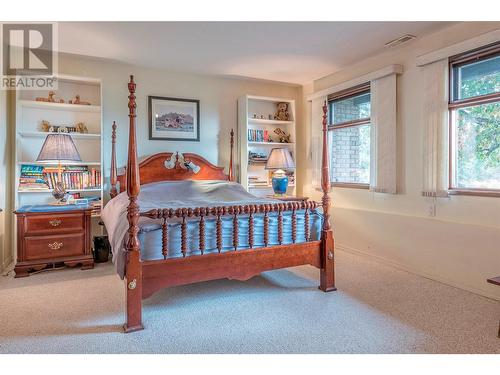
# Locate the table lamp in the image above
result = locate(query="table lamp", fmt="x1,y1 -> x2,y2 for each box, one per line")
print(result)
265,148 -> 295,196
36,133 -> 82,204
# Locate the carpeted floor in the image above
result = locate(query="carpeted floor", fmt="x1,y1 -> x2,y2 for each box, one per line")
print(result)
0,250 -> 499,354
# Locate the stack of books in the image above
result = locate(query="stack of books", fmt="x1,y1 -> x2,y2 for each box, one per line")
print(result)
248,176 -> 268,187
19,165 -> 48,190
248,129 -> 269,142
90,200 -> 102,216
43,166 -> 101,190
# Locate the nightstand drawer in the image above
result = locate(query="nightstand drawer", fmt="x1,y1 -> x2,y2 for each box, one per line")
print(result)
25,233 -> 85,261
24,213 -> 84,235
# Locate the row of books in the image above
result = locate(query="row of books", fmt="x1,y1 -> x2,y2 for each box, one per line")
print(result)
248,129 -> 270,143
19,164 -> 101,191
19,165 -> 47,190
44,166 -> 101,190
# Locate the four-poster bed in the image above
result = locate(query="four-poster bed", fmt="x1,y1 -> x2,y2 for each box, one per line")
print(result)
104,75 -> 335,332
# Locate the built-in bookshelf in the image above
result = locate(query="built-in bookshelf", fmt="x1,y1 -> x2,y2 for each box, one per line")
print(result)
238,95 -> 296,197
14,75 -> 103,221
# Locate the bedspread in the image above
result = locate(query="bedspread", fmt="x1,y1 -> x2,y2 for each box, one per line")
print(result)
101,180 -> 322,278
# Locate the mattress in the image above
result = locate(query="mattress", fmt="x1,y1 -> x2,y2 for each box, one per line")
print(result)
101,180 -> 323,278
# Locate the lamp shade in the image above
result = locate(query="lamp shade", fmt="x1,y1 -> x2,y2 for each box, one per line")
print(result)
36,133 -> 82,163
265,148 -> 295,170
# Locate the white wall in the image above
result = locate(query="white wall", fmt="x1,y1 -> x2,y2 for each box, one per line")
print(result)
303,22 -> 500,300
58,54 -> 301,190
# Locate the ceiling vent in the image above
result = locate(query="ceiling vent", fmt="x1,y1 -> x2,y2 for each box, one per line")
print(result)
385,34 -> 416,48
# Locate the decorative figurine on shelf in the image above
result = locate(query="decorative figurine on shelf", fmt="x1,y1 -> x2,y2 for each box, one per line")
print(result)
41,120 -> 77,133
274,102 -> 290,121
253,114 -> 257,118
260,114 -> 264,119
274,128 -> 291,143
268,114 -> 273,120
41,120 -> 51,132
69,95 -> 91,105
51,126 -> 69,133
36,91 -> 64,103
75,122 -> 88,133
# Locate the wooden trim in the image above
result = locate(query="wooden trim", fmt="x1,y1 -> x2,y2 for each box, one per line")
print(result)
448,92 -> 500,109
328,118 -> 370,130
449,41 -> 500,65
327,82 -> 370,102
331,182 -> 370,190
448,189 -> 500,198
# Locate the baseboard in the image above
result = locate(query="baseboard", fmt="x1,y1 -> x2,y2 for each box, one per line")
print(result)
1,257 -> 14,276
336,243 -> 500,302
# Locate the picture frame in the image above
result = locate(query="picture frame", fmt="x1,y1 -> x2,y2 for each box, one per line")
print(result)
148,96 -> 200,141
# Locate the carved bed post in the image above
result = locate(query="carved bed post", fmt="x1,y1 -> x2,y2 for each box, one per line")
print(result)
124,75 -> 144,332
319,100 -> 336,292
229,129 -> 234,182
110,121 -> 118,198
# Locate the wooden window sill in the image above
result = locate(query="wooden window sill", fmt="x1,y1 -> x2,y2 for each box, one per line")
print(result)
448,189 -> 500,198
331,183 -> 370,190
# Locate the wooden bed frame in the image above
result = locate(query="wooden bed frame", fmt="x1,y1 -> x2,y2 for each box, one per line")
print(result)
109,75 -> 335,332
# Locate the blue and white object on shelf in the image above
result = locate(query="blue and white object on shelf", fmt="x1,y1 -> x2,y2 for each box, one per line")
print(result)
265,148 -> 295,196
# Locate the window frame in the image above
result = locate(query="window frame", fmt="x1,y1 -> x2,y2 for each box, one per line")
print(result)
328,82 -> 371,189
448,42 -> 500,197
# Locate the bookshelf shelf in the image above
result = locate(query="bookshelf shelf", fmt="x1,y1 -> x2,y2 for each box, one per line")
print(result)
248,118 -> 293,125
19,100 -> 101,113
18,161 -> 101,166
18,188 -> 102,193
19,131 -> 101,139
248,141 -> 294,146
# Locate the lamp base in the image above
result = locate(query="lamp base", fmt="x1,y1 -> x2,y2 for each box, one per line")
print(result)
271,175 -> 289,196
51,182 -> 67,205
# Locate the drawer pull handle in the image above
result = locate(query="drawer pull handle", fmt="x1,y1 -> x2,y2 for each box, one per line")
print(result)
49,219 -> 62,227
48,242 -> 63,250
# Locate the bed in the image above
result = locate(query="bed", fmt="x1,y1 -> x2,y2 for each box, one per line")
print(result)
102,75 -> 335,332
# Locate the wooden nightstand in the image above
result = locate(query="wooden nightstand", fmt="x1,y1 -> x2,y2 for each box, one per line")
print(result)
266,195 -> 309,202
14,205 -> 94,277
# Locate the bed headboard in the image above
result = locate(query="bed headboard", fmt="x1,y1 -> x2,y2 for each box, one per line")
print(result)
110,119 -> 234,196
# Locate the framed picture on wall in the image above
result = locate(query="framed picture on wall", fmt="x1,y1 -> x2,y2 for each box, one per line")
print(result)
148,96 -> 200,141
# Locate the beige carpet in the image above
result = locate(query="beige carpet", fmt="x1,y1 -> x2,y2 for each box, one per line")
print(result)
0,250 -> 499,354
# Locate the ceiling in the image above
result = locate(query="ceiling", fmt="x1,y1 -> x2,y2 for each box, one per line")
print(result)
58,22 -> 453,85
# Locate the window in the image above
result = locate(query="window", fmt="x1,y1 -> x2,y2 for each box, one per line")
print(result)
328,83 -> 371,187
449,43 -> 500,194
